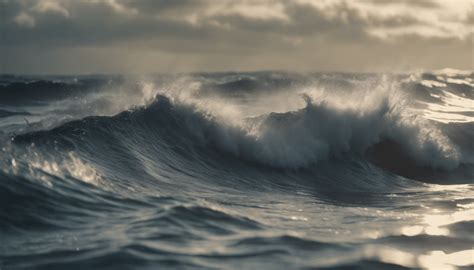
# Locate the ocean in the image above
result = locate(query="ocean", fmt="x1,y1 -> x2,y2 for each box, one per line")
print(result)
0,70 -> 473,269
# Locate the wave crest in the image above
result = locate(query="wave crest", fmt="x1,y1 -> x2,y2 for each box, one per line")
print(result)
151,78 -> 461,170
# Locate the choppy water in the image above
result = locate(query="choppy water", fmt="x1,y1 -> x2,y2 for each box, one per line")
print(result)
1,70 -> 473,269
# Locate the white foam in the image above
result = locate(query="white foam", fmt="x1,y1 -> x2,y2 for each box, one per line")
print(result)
154,76 -> 462,170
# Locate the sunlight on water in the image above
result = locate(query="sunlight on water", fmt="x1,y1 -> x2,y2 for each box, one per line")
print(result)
457,203 -> 474,209
423,209 -> 474,227
421,80 -> 447,88
421,91 -> 474,123
401,221 -> 451,237
418,250 -> 474,269
393,184 -> 474,269
27,152 -> 102,186
370,247 -> 415,268
372,247 -> 474,270
422,110 -> 474,123
427,184 -> 473,192
401,225 -> 425,236
402,184 -> 474,237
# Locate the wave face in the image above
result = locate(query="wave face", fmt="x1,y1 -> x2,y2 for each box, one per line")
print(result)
1,71 -> 473,269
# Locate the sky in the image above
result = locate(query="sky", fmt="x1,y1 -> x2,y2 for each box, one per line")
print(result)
0,0 -> 472,74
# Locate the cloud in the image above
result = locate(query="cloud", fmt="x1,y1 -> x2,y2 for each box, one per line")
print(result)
360,0 -> 441,9
465,9 -> 474,24
0,0 -> 471,73
33,0 -> 69,17
98,0 -> 138,16
13,12 -> 35,28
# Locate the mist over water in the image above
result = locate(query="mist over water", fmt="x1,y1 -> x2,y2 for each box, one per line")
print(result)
1,70 -> 473,269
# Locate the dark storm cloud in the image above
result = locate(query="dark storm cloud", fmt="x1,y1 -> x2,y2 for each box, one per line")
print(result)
0,1 -> 203,46
466,9 -> 474,24
0,0 -> 471,74
361,0 -> 441,8
0,1 -> 382,47
124,0 -> 210,15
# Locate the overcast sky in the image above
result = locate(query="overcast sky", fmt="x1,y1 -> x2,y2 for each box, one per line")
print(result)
0,0 -> 472,74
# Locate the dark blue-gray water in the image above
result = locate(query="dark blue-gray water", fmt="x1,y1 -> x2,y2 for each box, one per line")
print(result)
1,71 -> 473,269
